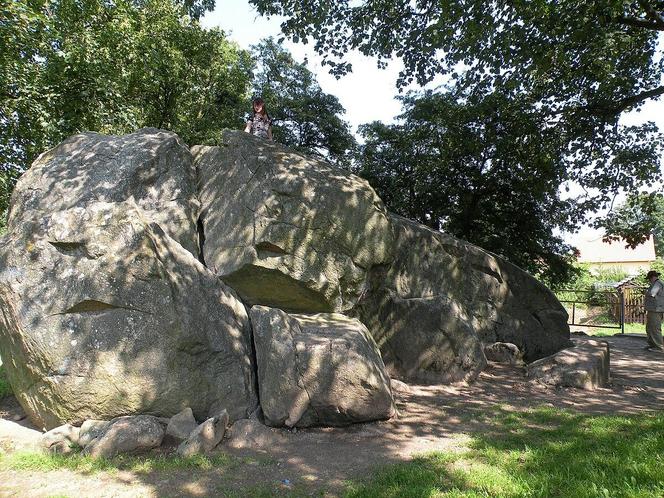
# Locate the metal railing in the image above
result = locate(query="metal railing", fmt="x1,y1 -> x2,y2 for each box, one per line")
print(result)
557,288 -> 626,333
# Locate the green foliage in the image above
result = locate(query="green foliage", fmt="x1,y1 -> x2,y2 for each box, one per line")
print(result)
251,0 -> 664,262
636,257 -> 664,283
601,193 -> 664,257
251,38 -> 356,166
0,365 -> 11,399
356,90 -> 579,285
0,0 -> 253,226
346,408 -> 664,498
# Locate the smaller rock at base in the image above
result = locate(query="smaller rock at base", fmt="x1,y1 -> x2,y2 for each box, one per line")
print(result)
226,418 -> 287,449
166,407 -> 198,441
83,415 -> 164,459
484,342 -> 524,365
177,410 -> 229,457
40,424 -> 80,454
390,379 -> 411,393
78,420 -> 111,448
526,339 -> 610,390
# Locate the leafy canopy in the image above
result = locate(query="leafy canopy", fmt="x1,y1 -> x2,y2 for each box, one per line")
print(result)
600,193 -> 664,257
250,38 -> 356,166
250,0 -> 664,282
356,89 -> 579,284
1,0 -> 252,233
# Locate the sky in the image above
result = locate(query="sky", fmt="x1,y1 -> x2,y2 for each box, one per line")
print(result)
202,0 -> 664,243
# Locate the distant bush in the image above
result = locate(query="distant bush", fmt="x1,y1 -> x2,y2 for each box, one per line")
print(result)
0,365 -> 11,399
553,264 -> 628,306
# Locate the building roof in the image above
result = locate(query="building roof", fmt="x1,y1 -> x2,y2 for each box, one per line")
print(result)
575,234 -> 656,264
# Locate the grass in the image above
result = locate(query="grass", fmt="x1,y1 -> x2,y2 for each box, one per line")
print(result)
0,450 -> 240,474
575,322 -> 646,337
0,365 -> 11,399
2,407 -> 663,497
345,407 -> 664,498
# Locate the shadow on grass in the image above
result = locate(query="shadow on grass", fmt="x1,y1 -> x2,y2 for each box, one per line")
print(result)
345,407 -> 664,498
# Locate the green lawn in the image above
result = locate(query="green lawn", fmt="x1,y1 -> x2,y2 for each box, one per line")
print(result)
576,322 -> 646,337
3,407 -> 662,497
345,407 -> 664,498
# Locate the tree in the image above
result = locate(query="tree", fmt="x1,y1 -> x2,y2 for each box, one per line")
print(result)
249,0 -> 664,283
600,193 -> 664,257
249,0 -> 663,223
356,89 -> 579,285
250,38 -> 356,165
1,0 -> 252,232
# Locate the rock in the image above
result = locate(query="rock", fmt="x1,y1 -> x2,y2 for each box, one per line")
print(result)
6,128 -> 200,255
176,410 -> 229,457
484,342 -> 524,365
352,214 -> 569,383
40,423 -> 80,454
0,201 -> 257,430
250,306 -> 396,428
84,415 -> 164,459
166,407 -> 198,440
226,418 -> 288,450
390,379 -> 411,393
193,131 -> 394,313
526,339 -> 610,390
78,420 -> 111,448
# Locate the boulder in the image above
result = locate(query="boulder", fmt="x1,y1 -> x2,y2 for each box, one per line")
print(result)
166,407 -> 198,441
250,306 -> 396,427
193,131 -> 394,313
78,420 -> 111,447
6,128 -> 200,255
484,342 -> 524,365
526,339 -> 610,390
352,215 -> 569,383
0,201 -> 257,430
84,415 -> 164,458
40,423 -> 80,454
176,410 -> 229,457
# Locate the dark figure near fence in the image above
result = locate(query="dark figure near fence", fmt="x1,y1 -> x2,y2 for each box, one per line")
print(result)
644,270 -> 664,352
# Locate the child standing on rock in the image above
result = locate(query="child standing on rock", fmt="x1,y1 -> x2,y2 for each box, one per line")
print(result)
244,97 -> 273,140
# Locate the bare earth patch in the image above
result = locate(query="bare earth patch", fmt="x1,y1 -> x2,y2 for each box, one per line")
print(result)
1,334 -> 663,497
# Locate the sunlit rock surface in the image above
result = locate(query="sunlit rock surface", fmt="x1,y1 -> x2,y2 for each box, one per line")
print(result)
0,203 -> 257,430
250,306 -> 395,427
0,128 -> 572,429
352,215 -> 570,383
193,131 -> 394,313
7,128 -> 200,255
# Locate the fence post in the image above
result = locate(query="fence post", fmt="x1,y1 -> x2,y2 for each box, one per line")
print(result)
620,289 -> 625,334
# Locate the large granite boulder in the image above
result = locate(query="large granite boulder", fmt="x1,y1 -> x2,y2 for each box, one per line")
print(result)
352,215 -> 570,383
250,306 -> 395,427
0,202 -> 257,430
193,131 -> 394,313
6,128 -> 200,255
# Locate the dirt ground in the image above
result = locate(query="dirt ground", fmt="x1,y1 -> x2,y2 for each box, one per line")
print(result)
1,334 -> 663,498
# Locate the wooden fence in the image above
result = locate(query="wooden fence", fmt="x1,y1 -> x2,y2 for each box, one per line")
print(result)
618,286 -> 647,324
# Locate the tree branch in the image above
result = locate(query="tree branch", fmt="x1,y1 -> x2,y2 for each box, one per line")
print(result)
586,85 -> 664,116
637,0 -> 664,28
616,15 -> 664,31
